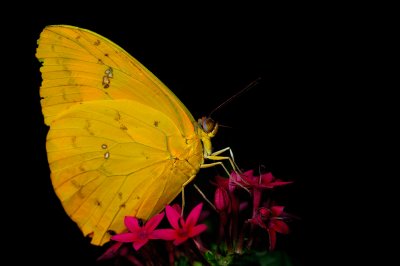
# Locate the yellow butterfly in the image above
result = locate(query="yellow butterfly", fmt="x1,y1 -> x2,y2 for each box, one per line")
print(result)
36,25 -> 235,245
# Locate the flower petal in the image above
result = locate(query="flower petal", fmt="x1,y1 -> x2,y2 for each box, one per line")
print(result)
133,239 -> 148,251
243,169 -> 254,177
271,206 -> 285,216
171,203 -> 182,214
97,242 -> 123,261
150,229 -> 177,240
261,172 -> 274,184
229,171 -> 248,191
214,187 -> 231,212
269,180 -> 293,187
189,224 -> 207,238
111,232 -> 137,243
237,170 -> 255,184
124,216 -> 140,232
165,205 -> 181,229
271,220 -> 289,234
186,203 -> 203,228
248,216 -> 267,229
173,236 -> 189,246
214,175 -> 229,188
145,212 -> 165,232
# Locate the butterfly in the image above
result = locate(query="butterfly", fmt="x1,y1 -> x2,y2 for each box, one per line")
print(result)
36,25 -> 236,245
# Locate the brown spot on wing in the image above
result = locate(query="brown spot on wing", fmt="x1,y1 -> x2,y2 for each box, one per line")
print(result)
102,76 -> 110,88
77,189 -> 85,199
114,111 -> 121,121
101,68 -> 113,88
95,199 -> 102,207
71,180 -> 81,189
94,39 -> 100,46
71,136 -> 77,147
84,120 -> 95,136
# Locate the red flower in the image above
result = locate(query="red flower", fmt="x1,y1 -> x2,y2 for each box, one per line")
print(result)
215,169 -> 291,197
153,203 -> 207,245
232,170 -> 292,214
214,170 -> 248,193
111,212 -> 165,250
97,242 -> 124,261
234,170 -> 292,190
249,205 -> 290,250
214,186 -> 231,213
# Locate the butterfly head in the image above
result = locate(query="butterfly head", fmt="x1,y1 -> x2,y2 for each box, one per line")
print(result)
199,116 -> 218,136
198,117 -> 218,157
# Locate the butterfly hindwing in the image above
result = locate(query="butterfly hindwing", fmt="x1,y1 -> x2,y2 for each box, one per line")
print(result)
47,99 -> 203,245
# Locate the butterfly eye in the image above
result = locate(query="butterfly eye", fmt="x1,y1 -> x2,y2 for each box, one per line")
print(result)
199,117 -> 218,134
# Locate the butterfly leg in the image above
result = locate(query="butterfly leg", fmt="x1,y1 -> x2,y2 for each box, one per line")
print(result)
181,176 -> 218,215
200,159 -> 246,192
200,161 -> 231,177
209,146 -> 235,161
180,158 -> 233,214
180,174 -> 198,215
204,146 -> 241,175
181,148 -> 241,215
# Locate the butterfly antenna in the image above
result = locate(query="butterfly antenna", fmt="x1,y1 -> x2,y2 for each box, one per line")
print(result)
209,77 -> 261,117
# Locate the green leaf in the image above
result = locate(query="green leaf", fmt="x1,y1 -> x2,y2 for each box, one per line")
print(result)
230,250 -> 293,266
205,250 -> 234,266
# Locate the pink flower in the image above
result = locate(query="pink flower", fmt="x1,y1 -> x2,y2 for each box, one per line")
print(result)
111,212 -> 165,251
248,205 -> 290,250
214,170 -> 247,193
216,170 -> 291,196
96,242 -> 124,261
152,203 -> 207,245
235,170 -> 292,190
232,170 -> 292,215
214,186 -> 231,213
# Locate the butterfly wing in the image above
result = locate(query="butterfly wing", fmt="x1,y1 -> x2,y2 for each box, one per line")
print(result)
36,25 -> 194,137
36,25 -> 204,245
47,99 -> 203,245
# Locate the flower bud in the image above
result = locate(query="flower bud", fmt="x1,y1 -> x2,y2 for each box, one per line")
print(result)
214,187 -> 231,213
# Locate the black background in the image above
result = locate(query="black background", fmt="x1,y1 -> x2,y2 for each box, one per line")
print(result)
4,4 -> 378,266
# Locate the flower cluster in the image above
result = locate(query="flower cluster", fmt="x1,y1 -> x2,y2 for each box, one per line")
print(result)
98,169 -> 295,265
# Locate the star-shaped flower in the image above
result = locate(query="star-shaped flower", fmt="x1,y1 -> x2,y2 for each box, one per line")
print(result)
153,203 -> 207,245
111,212 -> 165,250
248,205 -> 290,250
